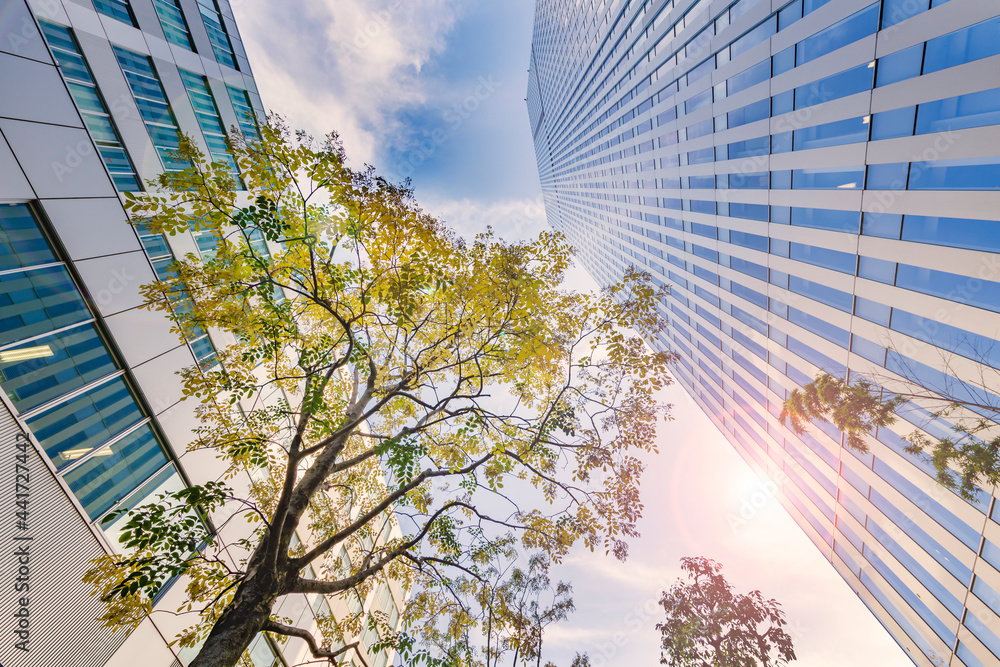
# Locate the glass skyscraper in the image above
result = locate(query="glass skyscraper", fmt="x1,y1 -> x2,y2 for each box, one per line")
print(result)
527,1 -> 1000,665
0,1 -> 402,666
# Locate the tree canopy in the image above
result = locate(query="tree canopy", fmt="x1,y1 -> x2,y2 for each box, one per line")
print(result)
657,557 -> 795,667
84,118 -> 675,667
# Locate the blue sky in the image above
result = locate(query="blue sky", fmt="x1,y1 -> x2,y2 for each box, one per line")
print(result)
233,2 -> 913,665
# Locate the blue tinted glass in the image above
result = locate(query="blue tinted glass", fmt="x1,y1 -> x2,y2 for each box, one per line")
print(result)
729,203 -> 769,221
892,309 -> 1000,370
772,89 -> 793,114
887,352 -> 1000,420
789,307 -> 850,347
796,3 -> 878,65
63,424 -> 169,520
858,256 -> 896,283
731,17 -> 776,59
729,171 -> 768,188
916,87 -> 1000,134
850,334 -> 885,364
790,243 -> 857,273
26,377 -> 143,470
792,167 -> 864,189
923,16 -> 1000,74
965,610 -> 1000,660
728,135 -> 769,158
684,88 -> 712,114
795,63 -> 873,109
772,46 -> 795,75
0,205 -> 56,271
876,44 -> 923,86
882,0 -> 930,28
860,572 -> 937,658
870,106 -> 915,140
730,230 -> 767,251
788,276 -> 853,312
0,266 -> 91,347
869,487 -> 973,584
854,296 -> 891,325
908,160 -> 1000,190
771,131 -> 792,153
790,207 -> 861,232
902,214 -> 1000,252
727,59 -> 770,97
731,257 -> 768,281
728,98 -> 770,128
866,162 -> 909,189
0,324 -> 116,412
865,549 -> 958,645
874,458 -> 980,549
862,212 -> 902,238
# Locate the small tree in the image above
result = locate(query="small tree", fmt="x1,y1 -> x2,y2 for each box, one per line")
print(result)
657,557 -> 795,667
84,118 -> 675,667
781,373 -> 1000,501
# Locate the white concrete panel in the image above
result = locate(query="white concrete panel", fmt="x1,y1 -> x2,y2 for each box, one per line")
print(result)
101,618 -> 175,667
104,305 -> 185,367
131,344 -> 193,415
1,0 -> 52,62
0,132 -> 34,200
144,33 -> 173,62
98,14 -> 148,53
40,196 -> 142,260
73,249 -> 155,316
0,118 -> 113,198
26,0 -> 69,25
0,52 -> 81,126
63,1 -> 105,40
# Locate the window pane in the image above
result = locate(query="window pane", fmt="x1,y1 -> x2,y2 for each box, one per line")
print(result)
99,465 -> 183,552
63,423 -> 169,520
0,323 -> 115,412
26,376 -> 143,469
0,266 -> 90,347
0,204 -> 56,271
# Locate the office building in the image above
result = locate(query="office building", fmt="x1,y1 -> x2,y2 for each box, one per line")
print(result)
0,1 -> 402,665
527,0 -> 1000,665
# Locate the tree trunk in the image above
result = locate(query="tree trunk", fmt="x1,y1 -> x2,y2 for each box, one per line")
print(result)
188,568 -> 282,667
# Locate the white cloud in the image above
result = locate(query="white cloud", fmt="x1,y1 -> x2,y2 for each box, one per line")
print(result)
233,0 -> 464,165
420,194 -> 549,242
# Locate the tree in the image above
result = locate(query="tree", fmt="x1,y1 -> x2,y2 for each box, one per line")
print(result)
781,373 -> 1000,501
657,557 -> 795,667
84,118 -> 675,667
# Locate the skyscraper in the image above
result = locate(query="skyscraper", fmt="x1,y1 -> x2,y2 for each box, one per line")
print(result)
0,1 -> 403,666
527,1 -> 1000,665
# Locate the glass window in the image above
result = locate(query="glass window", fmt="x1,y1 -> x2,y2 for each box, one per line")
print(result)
0,323 -> 116,413
788,307 -> 850,347
916,87 -> 1000,134
862,212 -> 902,239
864,548 -> 958,646
794,63 -> 873,110
727,98 -> 769,128
726,58 -> 770,97
795,3 -> 878,65
99,464 -> 184,552
875,44 -> 923,87
882,0 -> 930,28
197,0 -> 238,69
0,266 -> 91,347
789,243 -> 857,274
0,204 -> 56,270
965,610 -> 1000,661
790,207 -> 860,233
152,0 -> 194,50
39,22 -> 141,191
896,263 -> 1000,313
870,105 -> 916,140
908,159 -> 1000,191
226,85 -> 260,140
113,46 -> 186,172
728,135 -> 769,158
788,276 -> 853,312
63,423 -> 170,521
792,167 -> 864,189
923,16 -> 1000,75
26,376 -> 143,470
866,162 -> 909,190
93,0 -> 135,25
902,214 -> 1000,252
